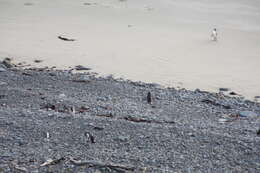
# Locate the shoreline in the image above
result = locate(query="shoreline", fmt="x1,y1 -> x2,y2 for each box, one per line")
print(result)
3,56 -> 260,103
1,0 -> 260,101
0,59 -> 259,172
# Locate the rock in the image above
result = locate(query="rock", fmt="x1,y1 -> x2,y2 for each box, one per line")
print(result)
75,65 -> 91,71
114,135 -> 129,142
229,91 -> 238,95
257,129 -> 260,136
58,36 -> 75,41
0,67 -> 6,72
58,93 -> 66,98
83,2 -> 92,5
218,118 -> 228,123
2,59 -> 13,68
0,82 -> 7,86
93,126 -> 104,131
0,94 -> 6,99
219,88 -> 230,92
72,75 -> 91,83
238,111 -> 258,117
34,59 -> 43,63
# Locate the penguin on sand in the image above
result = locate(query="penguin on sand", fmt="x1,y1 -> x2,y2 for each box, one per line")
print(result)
211,28 -> 218,41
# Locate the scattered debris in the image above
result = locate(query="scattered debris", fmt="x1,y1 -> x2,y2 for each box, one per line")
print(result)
238,111 -> 258,118
147,92 -> 152,104
201,99 -> 231,109
58,36 -> 76,41
72,75 -> 91,83
195,88 -> 209,94
41,103 -> 89,114
9,161 -> 27,172
218,118 -> 228,123
40,157 -> 65,167
69,157 -> 136,172
96,113 -> 113,118
123,116 -> 175,124
22,72 -> 33,76
218,115 -> 239,123
93,126 -> 104,131
75,65 -> 91,71
42,103 -> 56,111
77,106 -> 90,113
84,132 -> 95,143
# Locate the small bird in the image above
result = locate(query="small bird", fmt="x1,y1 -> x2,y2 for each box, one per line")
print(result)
147,92 -> 152,104
211,28 -> 218,41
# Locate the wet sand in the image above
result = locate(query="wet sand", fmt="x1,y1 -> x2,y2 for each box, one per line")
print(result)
0,0 -> 260,99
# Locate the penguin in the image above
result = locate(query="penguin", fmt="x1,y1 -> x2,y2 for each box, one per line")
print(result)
147,92 -> 152,104
211,28 -> 218,41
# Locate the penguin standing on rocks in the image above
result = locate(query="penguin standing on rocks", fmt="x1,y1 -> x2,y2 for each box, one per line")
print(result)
211,28 -> 218,41
147,92 -> 152,104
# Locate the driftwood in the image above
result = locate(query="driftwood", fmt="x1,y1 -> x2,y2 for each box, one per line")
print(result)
40,157 -> 65,167
201,99 -> 231,109
58,36 -> 75,41
96,113 -> 114,118
9,162 -> 28,172
69,157 -> 136,172
123,116 -> 175,125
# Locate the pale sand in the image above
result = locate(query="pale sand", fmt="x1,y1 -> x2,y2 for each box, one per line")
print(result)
0,0 -> 260,99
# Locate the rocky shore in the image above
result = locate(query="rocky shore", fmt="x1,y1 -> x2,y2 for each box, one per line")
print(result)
0,60 -> 259,173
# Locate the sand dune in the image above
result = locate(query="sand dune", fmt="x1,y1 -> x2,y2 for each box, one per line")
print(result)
0,0 -> 260,99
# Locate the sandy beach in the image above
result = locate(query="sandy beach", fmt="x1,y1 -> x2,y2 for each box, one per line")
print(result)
0,0 -> 260,99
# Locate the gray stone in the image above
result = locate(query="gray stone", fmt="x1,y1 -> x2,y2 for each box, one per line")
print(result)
114,135 -> 129,142
34,59 -> 43,63
75,65 -> 91,71
58,93 -> 66,98
229,91 -> 238,95
72,75 -> 91,83
218,118 -> 228,123
2,59 -> 13,68
219,88 -> 230,92
0,67 -> 6,72
239,111 -> 258,117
